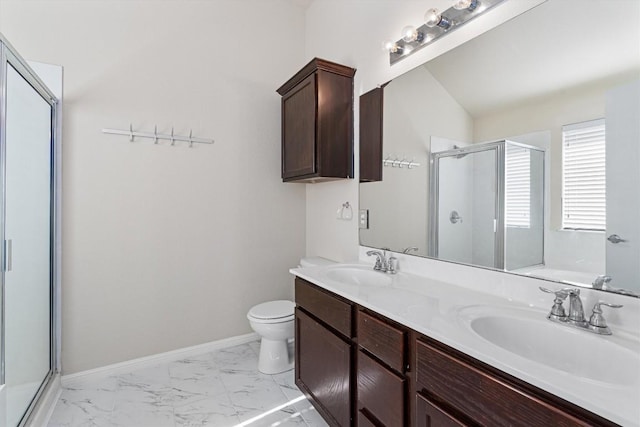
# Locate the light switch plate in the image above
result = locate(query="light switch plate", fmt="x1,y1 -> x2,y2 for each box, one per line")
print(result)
359,209 -> 369,229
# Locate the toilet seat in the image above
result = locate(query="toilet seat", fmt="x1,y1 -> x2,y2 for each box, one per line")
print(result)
247,300 -> 294,324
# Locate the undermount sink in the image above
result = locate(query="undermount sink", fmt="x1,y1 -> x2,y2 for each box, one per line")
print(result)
321,265 -> 393,287
461,306 -> 640,386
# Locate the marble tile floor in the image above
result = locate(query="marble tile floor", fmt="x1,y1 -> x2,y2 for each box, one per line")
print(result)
48,341 -> 329,427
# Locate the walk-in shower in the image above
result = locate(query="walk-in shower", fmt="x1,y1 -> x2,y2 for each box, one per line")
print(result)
0,34 -> 60,426
429,140 -> 545,271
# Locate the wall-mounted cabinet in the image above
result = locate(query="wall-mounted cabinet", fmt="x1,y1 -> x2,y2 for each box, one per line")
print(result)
277,58 -> 355,183
359,86 -> 384,183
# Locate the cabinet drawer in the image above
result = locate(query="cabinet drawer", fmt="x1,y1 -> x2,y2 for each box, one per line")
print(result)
416,394 -> 468,427
357,350 -> 405,426
416,339 -> 592,427
295,278 -> 352,338
357,310 -> 405,373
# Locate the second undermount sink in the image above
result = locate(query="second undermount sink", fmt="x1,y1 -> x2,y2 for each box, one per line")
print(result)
460,306 -> 640,386
321,265 -> 393,287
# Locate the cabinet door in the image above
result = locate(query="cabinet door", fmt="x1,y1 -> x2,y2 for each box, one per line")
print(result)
296,308 -> 351,426
416,394 -> 468,427
282,74 -> 316,179
359,87 -> 383,182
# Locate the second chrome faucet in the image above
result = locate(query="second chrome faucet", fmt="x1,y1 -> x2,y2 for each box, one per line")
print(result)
540,287 -> 623,335
366,250 -> 397,274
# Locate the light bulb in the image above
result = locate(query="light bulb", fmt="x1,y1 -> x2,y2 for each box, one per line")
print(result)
424,8 -> 452,29
401,25 -> 419,43
453,0 -> 479,11
424,8 -> 442,27
382,40 -> 402,54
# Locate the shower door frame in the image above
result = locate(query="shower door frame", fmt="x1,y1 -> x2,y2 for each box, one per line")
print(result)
0,33 -> 61,426
428,141 -> 506,269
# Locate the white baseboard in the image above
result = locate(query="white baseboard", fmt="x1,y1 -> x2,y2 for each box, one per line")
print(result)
62,332 -> 259,387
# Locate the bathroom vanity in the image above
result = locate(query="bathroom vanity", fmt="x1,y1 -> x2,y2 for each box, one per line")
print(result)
291,262 -> 639,427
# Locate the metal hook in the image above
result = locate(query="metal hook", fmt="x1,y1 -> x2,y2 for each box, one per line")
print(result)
153,125 -> 158,144
129,123 -> 134,142
170,127 -> 175,146
189,129 -> 194,148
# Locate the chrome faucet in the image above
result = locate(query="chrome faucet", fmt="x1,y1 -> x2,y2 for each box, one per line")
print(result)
366,250 -> 397,274
592,275 -> 612,290
402,246 -> 419,254
366,250 -> 387,271
540,287 -> 623,335
567,288 -> 586,325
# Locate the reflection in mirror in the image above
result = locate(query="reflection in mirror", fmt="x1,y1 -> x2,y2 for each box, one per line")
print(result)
359,0 -> 640,296
428,141 -> 544,272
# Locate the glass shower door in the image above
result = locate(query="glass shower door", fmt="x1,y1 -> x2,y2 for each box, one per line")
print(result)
3,62 -> 53,426
432,148 -> 498,269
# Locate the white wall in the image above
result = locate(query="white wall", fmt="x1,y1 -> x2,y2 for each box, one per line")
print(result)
303,0 -> 545,262
0,0 -> 307,374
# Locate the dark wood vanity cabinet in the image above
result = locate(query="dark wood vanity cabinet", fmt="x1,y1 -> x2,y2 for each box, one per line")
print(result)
295,278 -> 616,427
414,336 -> 618,427
277,58 -> 356,183
295,278 -> 410,427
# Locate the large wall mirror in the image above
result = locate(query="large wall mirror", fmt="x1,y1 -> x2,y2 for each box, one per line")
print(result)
360,0 -> 640,296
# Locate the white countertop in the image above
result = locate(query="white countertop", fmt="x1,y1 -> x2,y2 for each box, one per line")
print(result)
290,260 -> 640,427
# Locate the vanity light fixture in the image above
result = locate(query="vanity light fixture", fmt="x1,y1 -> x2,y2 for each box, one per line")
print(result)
386,0 -> 506,65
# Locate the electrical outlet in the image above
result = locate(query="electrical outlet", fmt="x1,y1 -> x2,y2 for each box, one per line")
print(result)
359,209 -> 369,229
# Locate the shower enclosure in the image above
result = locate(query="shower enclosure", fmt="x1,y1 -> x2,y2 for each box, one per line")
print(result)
0,35 -> 60,426
429,140 -> 544,271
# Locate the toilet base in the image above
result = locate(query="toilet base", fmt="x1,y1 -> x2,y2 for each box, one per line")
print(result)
258,338 -> 293,375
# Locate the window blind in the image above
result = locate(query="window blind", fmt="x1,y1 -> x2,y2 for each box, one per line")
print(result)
562,119 -> 606,231
506,144 -> 531,228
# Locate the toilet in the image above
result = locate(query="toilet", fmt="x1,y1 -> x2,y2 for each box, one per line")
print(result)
247,256 -> 335,374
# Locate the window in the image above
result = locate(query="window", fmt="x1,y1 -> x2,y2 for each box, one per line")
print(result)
506,144 -> 531,228
562,119 -> 606,231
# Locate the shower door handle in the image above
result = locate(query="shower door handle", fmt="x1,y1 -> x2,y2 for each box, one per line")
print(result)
607,234 -> 627,244
449,211 -> 463,224
4,239 -> 12,271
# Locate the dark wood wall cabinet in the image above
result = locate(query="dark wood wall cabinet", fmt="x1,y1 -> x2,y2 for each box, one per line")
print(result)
294,277 -> 618,427
277,58 -> 356,183
359,86 -> 384,183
